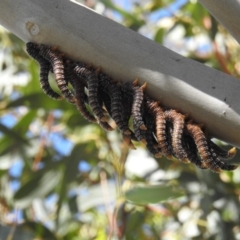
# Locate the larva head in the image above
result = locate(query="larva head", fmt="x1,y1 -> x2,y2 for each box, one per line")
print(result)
39,44 -> 51,59
140,82 -> 147,91
229,147 -> 237,158
132,78 -> 139,86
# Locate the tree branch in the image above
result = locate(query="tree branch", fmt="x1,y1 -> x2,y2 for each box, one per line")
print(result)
0,0 -> 240,147
198,0 -> 240,44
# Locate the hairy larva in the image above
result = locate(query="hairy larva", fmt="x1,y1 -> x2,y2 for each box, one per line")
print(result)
26,42 -> 62,100
100,89 -> 112,115
144,105 -> 162,158
98,72 -> 131,135
133,118 -> 147,144
74,63 -> 112,129
186,122 -> 220,172
164,110 -> 189,163
186,122 -> 237,172
208,140 -> 236,160
184,134 -> 207,169
146,98 -> 172,159
122,80 -> 147,131
39,44 -> 76,104
120,90 -> 138,141
65,61 -> 97,123
121,91 -> 132,125
208,147 -> 237,171
98,120 -> 114,131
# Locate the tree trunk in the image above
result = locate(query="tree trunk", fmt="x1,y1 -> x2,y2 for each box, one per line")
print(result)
0,0 -> 240,147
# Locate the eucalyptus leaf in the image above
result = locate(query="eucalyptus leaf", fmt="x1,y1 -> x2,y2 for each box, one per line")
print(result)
14,169 -> 62,208
0,123 -> 29,144
0,111 -> 35,156
77,182 -> 116,211
20,221 -> 58,240
124,184 -> 184,205
0,224 -> 34,240
154,28 -> 165,44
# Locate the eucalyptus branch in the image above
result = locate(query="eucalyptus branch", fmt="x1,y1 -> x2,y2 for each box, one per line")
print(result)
198,0 -> 240,44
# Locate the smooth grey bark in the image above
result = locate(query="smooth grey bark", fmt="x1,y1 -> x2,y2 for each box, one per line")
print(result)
0,0 -> 240,147
198,0 -> 240,44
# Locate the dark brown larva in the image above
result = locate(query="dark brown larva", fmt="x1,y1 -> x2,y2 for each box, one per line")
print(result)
122,80 -> 147,131
39,45 -> 76,104
184,134 -> 207,169
208,147 -> 237,171
65,61 -> 97,123
120,90 -> 138,142
98,121 -> 114,131
186,122 -> 220,172
100,89 -> 112,115
133,118 -> 147,144
74,63 -> 109,125
165,122 -> 174,156
121,91 -> 132,126
146,99 -> 173,159
75,84 -> 96,122
186,122 -> 236,172
208,140 -> 237,160
144,105 -> 162,158
98,72 -> 131,135
96,90 -> 117,132
26,42 -> 62,100
164,110 -> 189,163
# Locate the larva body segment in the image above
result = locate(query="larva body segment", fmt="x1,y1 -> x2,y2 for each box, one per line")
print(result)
121,90 -> 138,141
166,123 -> 174,156
133,118 -> 147,144
98,120 -> 114,131
186,122 -> 220,172
186,123 -> 237,172
164,110 -> 189,163
39,44 -> 76,104
26,42 -> 62,100
134,83 -> 147,131
121,91 -> 132,125
109,81 -> 131,135
65,62 -> 97,123
209,147 -> 238,171
146,99 -> 172,159
98,72 -> 131,135
144,106 -> 162,158
185,134 -> 207,169
96,90 -> 117,131
122,81 -> 147,131
74,63 -> 109,126
208,140 -> 237,160
100,89 -> 112,115
75,81 -> 97,122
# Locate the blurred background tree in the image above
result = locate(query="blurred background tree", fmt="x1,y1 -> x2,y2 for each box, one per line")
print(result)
0,0 -> 240,239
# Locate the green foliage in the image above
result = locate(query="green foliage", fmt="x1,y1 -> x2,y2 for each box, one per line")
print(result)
0,0 -> 240,239
124,184 -> 184,205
